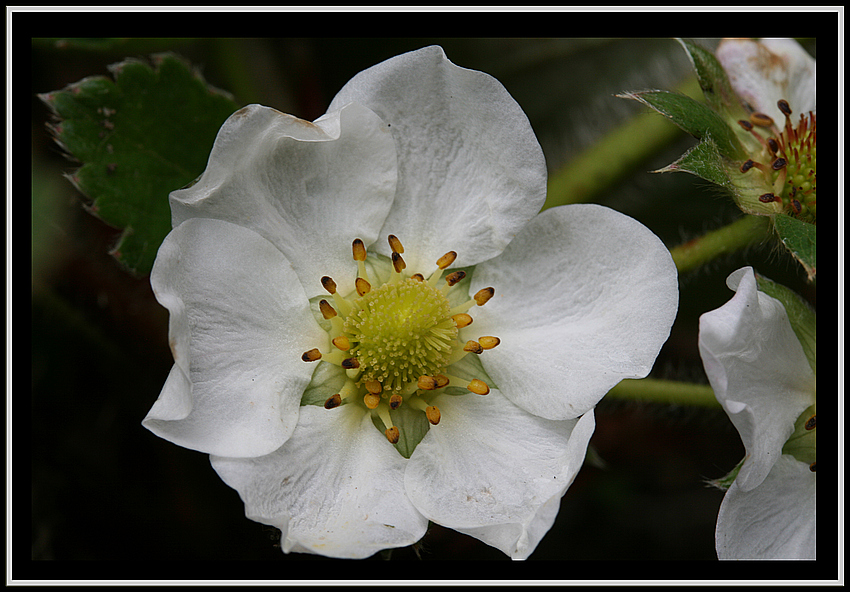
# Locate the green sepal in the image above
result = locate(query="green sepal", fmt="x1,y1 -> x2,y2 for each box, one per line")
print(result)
755,274 -> 816,376
676,38 -> 747,121
619,90 -> 745,160
773,213 -> 817,283
39,53 -> 239,276
655,134 -> 730,187
709,457 -> 745,491
782,403 -> 816,467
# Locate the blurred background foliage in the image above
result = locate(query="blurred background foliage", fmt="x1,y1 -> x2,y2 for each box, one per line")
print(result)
30,37 -> 817,575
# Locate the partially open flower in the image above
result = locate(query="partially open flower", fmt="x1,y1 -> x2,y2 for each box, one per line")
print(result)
699,267 -> 816,559
143,46 -> 679,559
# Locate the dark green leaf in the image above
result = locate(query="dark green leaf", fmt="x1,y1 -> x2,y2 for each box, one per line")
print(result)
619,90 -> 745,160
40,53 -> 239,275
773,213 -> 816,282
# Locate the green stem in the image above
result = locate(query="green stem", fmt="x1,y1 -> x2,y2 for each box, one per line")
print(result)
543,76 -> 703,210
670,215 -> 771,274
607,378 -> 720,408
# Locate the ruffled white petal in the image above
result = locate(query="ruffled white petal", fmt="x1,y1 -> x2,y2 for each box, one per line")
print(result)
404,390 -> 595,559
144,218 -> 327,458
698,267 -> 815,491
328,45 -> 547,274
169,103 -> 397,298
211,404 -> 429,559
716,38 -> 816,123
468,204 -> 678,420
716,455 -> 816,560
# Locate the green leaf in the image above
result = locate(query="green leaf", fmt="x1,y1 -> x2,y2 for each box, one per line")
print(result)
773,213 -> 817,282
676,38 -> 745,119
618,89 -> 745,160
40,53 -> 239,276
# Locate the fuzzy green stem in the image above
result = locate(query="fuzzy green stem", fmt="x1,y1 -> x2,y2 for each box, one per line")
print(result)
543,76 -> 703,210
670,215 -> 771,274
607,378 -> 720,408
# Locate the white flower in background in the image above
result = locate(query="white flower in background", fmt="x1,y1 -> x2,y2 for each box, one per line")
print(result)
699,267 -> 816,560
715,37 -> 816,223
143,46 -> 679,559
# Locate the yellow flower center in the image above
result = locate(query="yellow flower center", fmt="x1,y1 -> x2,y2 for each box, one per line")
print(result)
301,235 -> 498,450
737,99 -> 816,223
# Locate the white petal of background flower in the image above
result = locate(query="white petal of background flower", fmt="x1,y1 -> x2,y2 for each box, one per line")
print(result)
404,389 -> 595,559
329,45 -> 548,274
698,267 -> 815,492
715,38 -> 816,124
715,454 -> 816,560
144,218 -> 326,457
168,103 -> 398,299
211,404 -> 429,559
469,204 -> 679,420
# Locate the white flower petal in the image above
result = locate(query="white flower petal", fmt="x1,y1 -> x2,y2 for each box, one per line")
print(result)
404,390 -> 595,559
716,38 -> 816,123
169,103 -> 397,298
716,455 -> 816,560
328,45 -> 547,274
211,405 -> 428,559
699,267 -> 815,491
469,204 -> 678,420
143,218 -> 326,458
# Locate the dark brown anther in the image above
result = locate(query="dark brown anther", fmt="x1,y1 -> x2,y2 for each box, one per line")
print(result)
324,394 -> 342,409
759,193 -> 777,203
341,357 -> 360,369
790,199 -> 803,215
740,159 -> 756,173
809,462 -> 817,472
301,348 -> 322,362
767,138 -> 779,154
319,299 -> 337,320
749,112 -> 774,128
805,414 -> 817,430
321,276 -> 337,294
391,251 -> 406,273
737,119 -> 754,131
445,270 -> 466,286
777,99 -> 792,117
772,158 -> 787,170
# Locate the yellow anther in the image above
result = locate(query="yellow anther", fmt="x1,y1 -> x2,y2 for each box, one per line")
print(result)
445,270 -> 466,287
474,287 -> 494,306
388,234 -> 404,254
418,375 -> 438,390
463,340 -> 484,354
352,238 -> 367,261
355,277 -> 371,296
301,348 -> 322,362
392,251 -> 406,273
332,335 -> 350,351
321,276 -> 337,294
749,111 -> 774,128
389,394 -> 403,410
365,380 -> 382,395
324,394 -> 342,409
436,251 -> 457,270
385,426 -> 400,444
341,357 -> 360,369
425,405 -> 441,425
319,299 -> 337,320
434,374 -> 449,388
452,313 -> 473,328
478,336 -> 500,349
364,393 -> 381,409
467,379 -> 490,395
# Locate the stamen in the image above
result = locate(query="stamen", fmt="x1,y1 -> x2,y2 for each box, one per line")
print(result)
809,462 -> 816,472
364,393 -> 381,409
341,357 -> 360,369
474,287 -> 495,306
749,112 -> 774,128
392,251 -> 406,273
389,394 -> 403,410
332,336 -> 350,351
805,415 -> 816,430
467,379 -> 490,395
463,340 -> 484,354
352,238 -> 367,261
758,193 -> 779,203
388,234 -> 404,254
452,313 -> 473,328
425,405 -> 441,425
365,380 -> 382,395
444,270 -> 466,287
321,276 -> 337,294
777,99 -> 792,117
385,426 -> 400,444
411,273 -> 425,282
436,251 -> 457,270
319,299 -> 337,320
301,348 -> 322,362
478,336 -> 500,349
418,375 -> 438,390
772,157 -> 787,171
324,394 -> 342,409
355,277 -> 371,296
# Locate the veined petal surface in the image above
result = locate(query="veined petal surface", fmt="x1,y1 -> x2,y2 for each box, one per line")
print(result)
329,45 -> 547,274
469,204 -> 678,420
169,103 -> 397,298
144,218 -> 326,457
211,404 -> 429,559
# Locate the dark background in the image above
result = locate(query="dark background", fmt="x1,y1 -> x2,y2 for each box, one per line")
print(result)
23,24 -> 829,583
